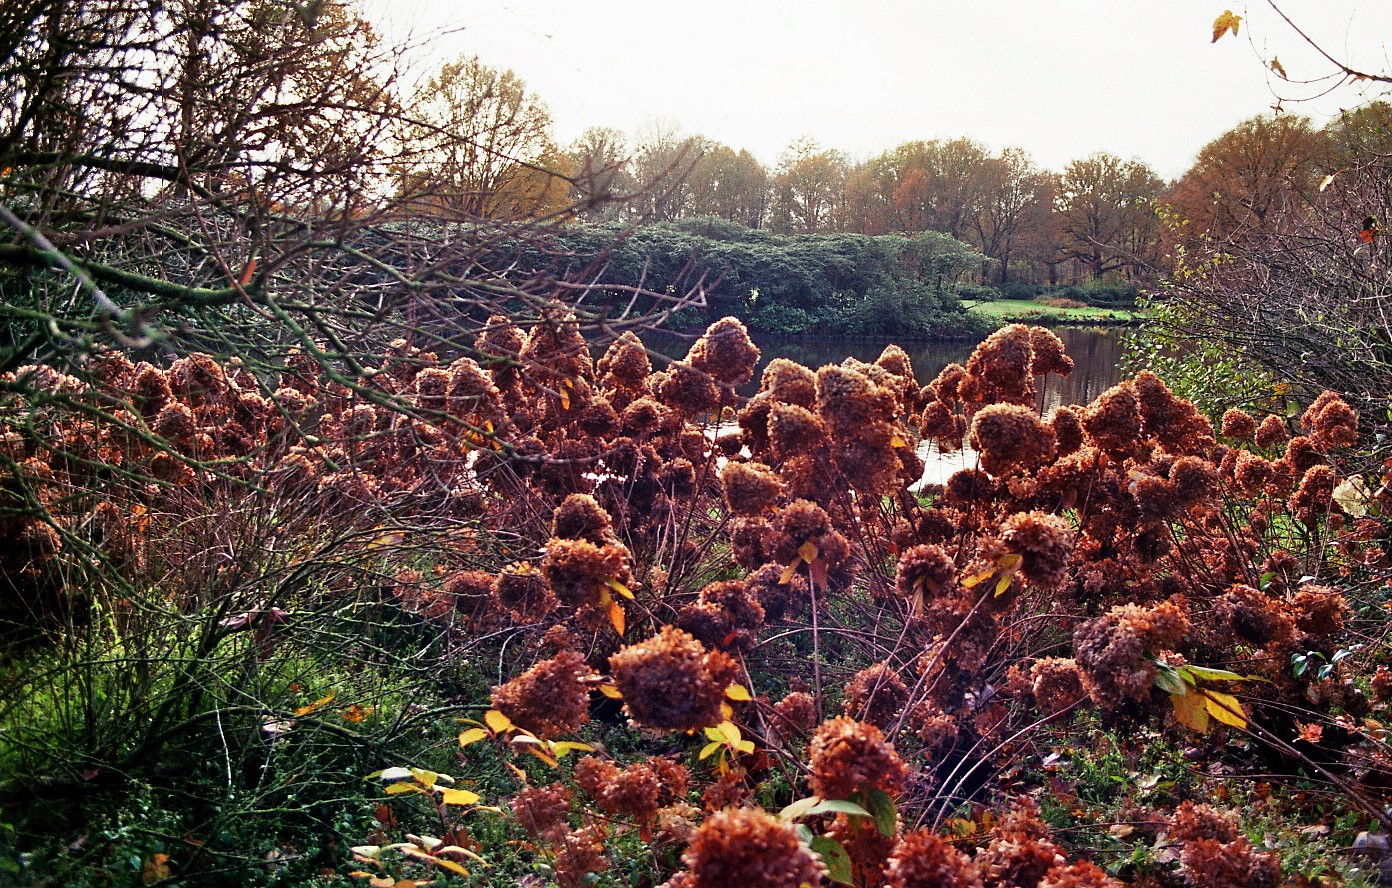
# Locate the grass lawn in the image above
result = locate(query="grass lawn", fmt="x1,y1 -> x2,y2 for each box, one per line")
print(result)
966,298 -> 1141,324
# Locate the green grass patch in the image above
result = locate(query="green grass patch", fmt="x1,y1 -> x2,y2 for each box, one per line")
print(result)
966,298 -> 1141,324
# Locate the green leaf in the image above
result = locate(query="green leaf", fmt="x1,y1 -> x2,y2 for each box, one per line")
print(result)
806,799 -> 872,818
1183,665 -> 1248,683
810,836 -> 854,885
865,788 -> 898,838
1153,665 -> 1188,696
779,796 -> 823,821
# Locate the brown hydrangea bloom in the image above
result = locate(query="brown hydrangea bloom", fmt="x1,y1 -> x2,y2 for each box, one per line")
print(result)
677,579 -> 766,651
1001,511 -> 1075,589
1371,666 -> 1392,702
1083,382 -> 1142,457
1301,391 -> 1359,451
1050,405 -> 1086,457
767,403 -> 830,462
490,650 -> 594,740
653,362 -> 722,417
895,544 -> 958,600
1029,327 -> 1076,377
827,810 -> 898,887
1038,860 -> 1123,888
808,715 -> 908,800
817,363 -> 900,435
493,562 -> 557,622
520,306 -> 593,381
943,468 -> 998,505
746,561 -> 805,621
759,359 -> 818,407
1213,584 -> 1294,648
770,690 -> 819,741
1030,658 -> 1087,718
730,518 -> 774,572
721,461 -> 784,517
768,499 -> 850,568
842,663 -> 910,729
552,494 -> 616,544
1290,464 -> 1336,525
688,317 -> 761,387
700,771 -> 753,812
597,331 -> 652,397
1133,371 -> 1215,452
1220,408 -> 1258,442
608,627 -> 740,732
919,400 -> 964,450
542,537 -> 632,610
620,396 -> 671,438
969,404 -> 1056,477
153,402 -> 198,451
1254,414 -> 1288,449
877,343 -> 916,381
1169,802 -> 1280,888
714,432 -> 744,457
574,756 -> 670,823
960,324 -> 1036,406
886,829 -> 982,888
442,569 -> 497,622
976,798 -> 1065,888
1073,600 -> 1190,710
1231,451 -> 1274,496
680,807 -> 826,888
1288,585 -> 1349,639
168,353 -> 228,406
512,781 -> 573,842
552,825 -> 610,888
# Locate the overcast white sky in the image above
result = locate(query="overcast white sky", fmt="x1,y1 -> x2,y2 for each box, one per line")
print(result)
360,1 -> 1392,180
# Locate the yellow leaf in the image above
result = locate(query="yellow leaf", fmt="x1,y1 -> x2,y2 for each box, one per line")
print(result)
736,739 -> 755,754
962,567 -> 995,589
385,782 -> 421,795
438,787 -> 481,806
607,598 -> 626,635
725,683 -> 752,701
1171,688 -> 1211,733
716,720 -> 743,747
1212,9 -> 1241,43
1270,56 -> 1287,78
431,857 -> 471,877
410,768 -> 448,788
294,690 -> 336,716
778,557 -> 802,585
458,727 -> 489,747
798,540 -> 820,563
993,574 -> 1013,597
720,701 -> 733,720
598,684 -> 623,699
558,389 -> 571,410
524,745 -> 559,767
996,553 -> 1023,572
605,577 -> 635,600
1202,690 -> 1247,728
484,710 -> 514,734
703,725 -> 725,742
699,740 -> 722,760
551,741 -> 594,758
890,433 -> 907,448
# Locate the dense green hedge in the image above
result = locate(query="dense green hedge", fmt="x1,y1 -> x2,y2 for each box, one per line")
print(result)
494,219 -> 993,338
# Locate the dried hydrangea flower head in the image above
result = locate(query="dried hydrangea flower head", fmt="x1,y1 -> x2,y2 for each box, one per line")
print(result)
767,403 -> 831,464
1132,371 -> 1215,453
652,362 -> 722,417
597,331 -> 653,401
687,317 -> 761,388
969,404 -> 1056,477
976,797 -> 1065,888
1073,599 -> 1190,710
519,304 -> 593,382
1254,414 -> 1288,449
816,363 -> 898,440
490,649 -> 595,739
1001,511 -> 1075,590
759,358 -> 818,407
1220,408 -> 1258,442
552,493 -> 616,545
1289,464 -> 1336,525
1301,391 -> 1359,450
842,663 -> 910,729
960,324 -> 1036,407
767,498 -> 852,570
677,579 -> 766,652
512,781 -> 573,843
542,536 -> 632,610
886,829 -> 982,888
1029,658 -> 1087,717
895,543 -> 958,601
1169,802 -> 1281,888
679,806 -> 827,888
808,715 -> 908,800
475,314 -> 526,390
608,627 -> 740,732
1082,381 -> 1142,457
770,690 -> 819,740
720,461 -> 785,517
1029,327 -> 1076,378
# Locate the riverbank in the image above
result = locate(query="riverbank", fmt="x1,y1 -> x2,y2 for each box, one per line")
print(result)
966,298 -> 1142,325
